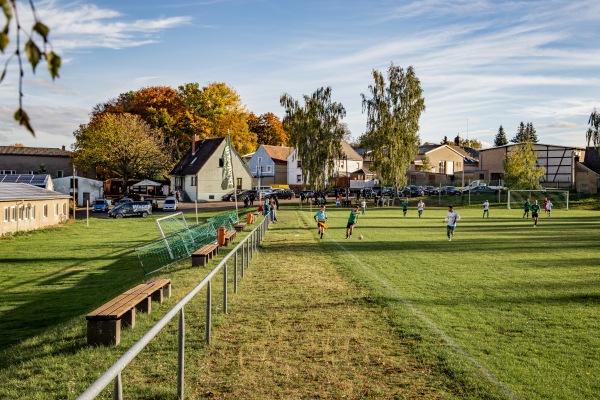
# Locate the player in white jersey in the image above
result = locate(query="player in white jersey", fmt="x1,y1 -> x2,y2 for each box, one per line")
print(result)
444,205 -> 461,241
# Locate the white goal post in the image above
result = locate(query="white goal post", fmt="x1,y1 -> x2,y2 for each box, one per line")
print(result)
507,190 -> 570,210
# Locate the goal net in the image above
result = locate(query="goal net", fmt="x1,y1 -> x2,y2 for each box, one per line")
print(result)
507,190 -> 569,210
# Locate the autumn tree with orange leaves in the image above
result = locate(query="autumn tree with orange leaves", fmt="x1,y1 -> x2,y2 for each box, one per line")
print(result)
248,112 -> 289,146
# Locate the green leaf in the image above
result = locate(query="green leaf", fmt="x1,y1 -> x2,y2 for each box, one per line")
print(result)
33,22 -> 49,41
25,39 -> 41,72
47,51 -> 61,79
14,108 -> 36,136
0,31 -> 8,52
1,0 -> 12,22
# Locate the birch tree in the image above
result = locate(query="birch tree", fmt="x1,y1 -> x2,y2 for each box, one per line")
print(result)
361,64 -> 425,193
280,87 -> 346,190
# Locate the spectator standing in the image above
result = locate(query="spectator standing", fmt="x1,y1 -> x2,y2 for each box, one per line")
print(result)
483,200 -> 490,218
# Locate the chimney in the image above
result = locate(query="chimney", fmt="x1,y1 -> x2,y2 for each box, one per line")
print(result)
191,135 -> 197,154
61,145 -> 65,151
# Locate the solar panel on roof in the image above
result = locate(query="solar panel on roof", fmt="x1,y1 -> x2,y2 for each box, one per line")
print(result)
2,175 -> 18,182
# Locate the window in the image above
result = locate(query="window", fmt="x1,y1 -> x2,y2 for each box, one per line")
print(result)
1,170 -> 16,174
297,175 -> 302,183
237,177 -> 242,190
57,170 -> 64,178
266,165 -> 272,173
11,206 -> 16,221
54,203 -> 59,216
4,207 -> 8,222
24,206 -> 29,220
479,173 -> 485,179
190,176 -> 197,186
31,205 -> 35,219
62,203 -> 67,215
43,204 -> 48,218
297,159 -> 302,168
28,170 -> 35,174
219,158 -> 224,167
340,160 -> 344,168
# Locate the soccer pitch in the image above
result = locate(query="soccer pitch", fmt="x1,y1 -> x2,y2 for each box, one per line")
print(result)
297,205 -> 600,399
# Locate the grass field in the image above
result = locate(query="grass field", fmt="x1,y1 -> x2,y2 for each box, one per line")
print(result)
0,203 -> 598,399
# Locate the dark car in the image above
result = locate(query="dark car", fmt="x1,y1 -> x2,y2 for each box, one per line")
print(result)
238,190 -> 258,201
222,189 -> 244,201
402,185 -> 425,197
441,186 -> 461,195
423,186 -> 440,196
269,189 -> 294,199
92,199 -> 109,212
300,190 -> 315,199
467,185 -> 498,195
108,201 -> 152,218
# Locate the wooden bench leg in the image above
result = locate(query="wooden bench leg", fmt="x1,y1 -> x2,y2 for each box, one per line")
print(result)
136,297 -> 151,313
151,288 -> 164,304
122,308 -> 136,328
87,319 -> 121,346
164,282 -> 172,298
192,255 -> 207,267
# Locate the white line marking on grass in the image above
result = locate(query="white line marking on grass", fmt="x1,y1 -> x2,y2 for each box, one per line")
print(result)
299,206 -> 519,399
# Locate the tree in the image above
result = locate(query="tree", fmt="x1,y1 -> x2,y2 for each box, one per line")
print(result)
1,1 -> 61,134
511,122 -> 539,143
280,86 -> 346,190
361,64 -> 426,191
181,82 -> 257,154
440,136 -> 449,145
503,139 -> 545,189
586,108 -> 600,149
421,154 -> 432,172
454,134 -> 461,146
72,113 -> 171,190
494,125 -> 508,146
462,138 -> 482,149
248,112 -> 289,146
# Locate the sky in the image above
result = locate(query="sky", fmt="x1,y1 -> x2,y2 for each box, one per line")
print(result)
1,0 -> 599,150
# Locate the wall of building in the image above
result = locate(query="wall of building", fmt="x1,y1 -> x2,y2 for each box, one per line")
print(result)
0,154 -> 72,178
1,198 -> 70,236
53,177 -> 104,206
575,164 -> 600,194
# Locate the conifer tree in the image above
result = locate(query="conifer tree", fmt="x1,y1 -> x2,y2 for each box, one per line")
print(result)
494,125 -> 508,146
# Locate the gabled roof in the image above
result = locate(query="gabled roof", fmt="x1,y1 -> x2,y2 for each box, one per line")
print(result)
0,146 -> 70,156
261,145 -> 294,163
0,183 -> 70,201
479,143 -> 585,151
341,141 -> 362,161
170,137 -> 225,176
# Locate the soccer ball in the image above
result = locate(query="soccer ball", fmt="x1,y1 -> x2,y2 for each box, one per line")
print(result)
358,234 -> 364,240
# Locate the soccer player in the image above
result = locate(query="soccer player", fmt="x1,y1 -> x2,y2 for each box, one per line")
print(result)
360,199 -> 367,215
444,205 -> 461,241
483,200 -> 490,218
523,198 -> 531,218
417,200 -> 425,218
314,205 -> 328,239
531,199 -> 541,227
402,198 -> 408,217
545,200 -> 553,217
346,205 -> 360,239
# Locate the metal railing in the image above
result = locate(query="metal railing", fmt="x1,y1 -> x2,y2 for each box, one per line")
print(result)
78,215 -> 270,400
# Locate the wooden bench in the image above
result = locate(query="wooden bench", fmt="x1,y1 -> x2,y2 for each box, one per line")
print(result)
192,243 -> 219,267
86,279 -> 171,346
234,222 -> 247,231
223,229 -> 236,245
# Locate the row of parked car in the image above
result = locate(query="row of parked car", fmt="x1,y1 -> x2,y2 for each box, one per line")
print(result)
221,188 -> 295,202
91,195 -> 179,218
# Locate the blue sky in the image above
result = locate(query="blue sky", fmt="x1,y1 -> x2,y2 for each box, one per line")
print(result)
1,0 -> 599,150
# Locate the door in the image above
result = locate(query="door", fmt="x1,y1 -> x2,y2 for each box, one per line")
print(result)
83,192 -> 90,206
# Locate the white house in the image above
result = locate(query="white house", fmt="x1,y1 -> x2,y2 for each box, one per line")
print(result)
53,176 -> 104,206
169,137 -> 254,202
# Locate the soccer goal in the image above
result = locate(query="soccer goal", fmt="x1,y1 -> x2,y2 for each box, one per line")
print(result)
507,190 -> 570,210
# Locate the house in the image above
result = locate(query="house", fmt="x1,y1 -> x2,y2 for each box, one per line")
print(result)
169,137 -> 253,202
0,145 -> 96,179
53,176 -> 105,206
478,143 -> 585,189
247,145 -> 294,186
577,147 -> 600,194
0,183 -> 70,236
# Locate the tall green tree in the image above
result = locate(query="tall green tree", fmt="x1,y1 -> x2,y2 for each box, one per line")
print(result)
72,113 -> 172,190
361,64 -> 426,191
494,125 -> 508,146
503,140 -> 545,189
511,122 -> 539,143
462,138 -> 482,149
280,87 -> 346,190
586,108 -> 600,149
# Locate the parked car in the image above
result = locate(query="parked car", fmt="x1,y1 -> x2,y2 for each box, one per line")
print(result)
269,189 -> 294,199
108,201 -> 152,218
162,197 -> 178,211
92,199 -> 109,212
423,186 -> 440,196
238,190 -> 258,201
113,197 -> 133,206
440,186 -> 461,196
402,185 -> 425,197
144,197 -> 159,211
466,185 -> 498,195
221,189 -> 244,201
